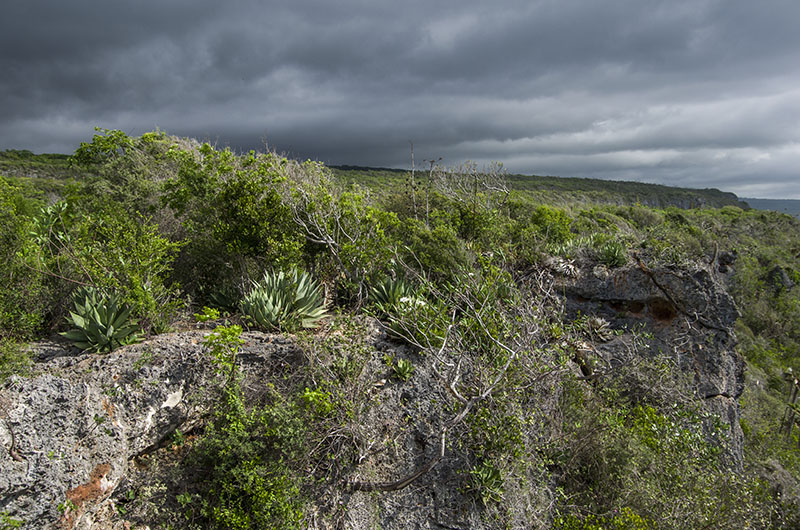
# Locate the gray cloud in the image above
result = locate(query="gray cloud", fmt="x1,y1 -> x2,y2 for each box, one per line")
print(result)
2,0 -> 799,198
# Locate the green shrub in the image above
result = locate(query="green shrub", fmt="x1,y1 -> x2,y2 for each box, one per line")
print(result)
240,268 -> 328,332
466,401 -> 526,461
554,507 -> 652,530
382,293 -> 450,348
468,460 -> 504,505
282,162 -> 398,302
529,205 -> 573,244
0,339 -> 31,384
61,287 -> 140,353
554,366 -> 777,529
619,205 -> 663,229
163,143 -> 304,299
574,208 -> 627,234
187,325 -> 306,529
213,163 -> 301,262
0,176 -> 49,340
194,306 -> 220,323
300,387 -> 334,416
188,390 -> 306,529
201,322 -> 241,376
30,200 -> 183,333
70,128 -> 182,213
394,217 -> 472,282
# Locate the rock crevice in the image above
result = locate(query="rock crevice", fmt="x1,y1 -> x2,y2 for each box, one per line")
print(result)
552,260 -> 745,465
0,260 -> 749,527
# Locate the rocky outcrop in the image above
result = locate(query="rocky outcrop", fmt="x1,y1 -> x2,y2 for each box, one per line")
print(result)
550,258 -> 746,465
767,266 -> 795,292
1,320 -> 560,530
0,331 -> 300,529
0,258 -> 748,527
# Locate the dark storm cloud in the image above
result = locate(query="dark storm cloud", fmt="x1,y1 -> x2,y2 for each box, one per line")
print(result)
2,0 -> 799,197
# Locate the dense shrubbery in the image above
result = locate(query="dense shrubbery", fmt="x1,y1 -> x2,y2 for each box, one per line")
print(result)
30,198 -> 183,335
4,129 -> 800,528
554,363 -> 779,529
0,177 -> 48,341
163,143 -> 305,298
183,325 -> 306,529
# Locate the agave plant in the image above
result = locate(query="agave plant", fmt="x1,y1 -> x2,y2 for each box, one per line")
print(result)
586,316 -> 615,342
61,287 -> 141,353
599,240 -> 628,268
392,358 -> 415,381
368,276 -> 415,319
240,268 -> 328,332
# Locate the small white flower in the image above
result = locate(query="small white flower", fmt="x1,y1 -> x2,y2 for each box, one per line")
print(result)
399,296 -> 426,307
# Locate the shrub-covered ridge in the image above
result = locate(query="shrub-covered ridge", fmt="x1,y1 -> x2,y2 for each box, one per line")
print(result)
1,128 -> 800,528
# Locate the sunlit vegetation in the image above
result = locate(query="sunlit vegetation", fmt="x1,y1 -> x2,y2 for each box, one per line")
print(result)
2,129 -> 800,528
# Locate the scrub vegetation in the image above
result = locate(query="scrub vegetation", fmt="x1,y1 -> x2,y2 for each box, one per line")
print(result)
2,130 -> 800,528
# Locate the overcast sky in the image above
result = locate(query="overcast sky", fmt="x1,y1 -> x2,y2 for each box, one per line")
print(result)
2,1 -> 799,198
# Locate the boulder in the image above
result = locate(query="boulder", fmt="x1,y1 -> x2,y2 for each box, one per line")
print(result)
552,260 -> 746,466
0,331 -> 287,528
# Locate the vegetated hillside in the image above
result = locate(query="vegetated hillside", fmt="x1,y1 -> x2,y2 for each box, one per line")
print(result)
0,149 -> 77,199
1,150 -> 747,211
2,129 -> 800,529
0,149 -> 73,177
332,164 -> 748,209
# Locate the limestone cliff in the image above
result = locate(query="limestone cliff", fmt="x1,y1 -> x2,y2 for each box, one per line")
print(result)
550,258 -> 745,466
0,259 -> 745,529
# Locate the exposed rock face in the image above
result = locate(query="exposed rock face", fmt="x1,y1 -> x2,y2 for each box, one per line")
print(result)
767,265 -> 795,292
0,260 -> 747,528
1,321 -> 559,529
0,331 -> 298,529
551,259 -> 746,465
2,333 -> 192,528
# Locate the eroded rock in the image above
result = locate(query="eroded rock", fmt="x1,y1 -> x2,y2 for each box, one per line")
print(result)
553,260 -> 746,465
0,258 -> 750,528
0,330 -> 293,529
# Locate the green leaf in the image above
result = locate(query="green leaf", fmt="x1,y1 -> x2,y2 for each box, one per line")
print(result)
61,287 -> 141,353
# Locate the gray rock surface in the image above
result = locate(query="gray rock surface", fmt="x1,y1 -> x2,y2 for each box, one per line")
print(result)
0,330 -> 306,528
0,331 -> 215,528
0,258 -> 749,527
1,320 -> 558,529
552,259 -> 746,466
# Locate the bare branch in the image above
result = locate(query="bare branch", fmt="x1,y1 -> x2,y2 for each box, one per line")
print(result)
348,265 -> 561,493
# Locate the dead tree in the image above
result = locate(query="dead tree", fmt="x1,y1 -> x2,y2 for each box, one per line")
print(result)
431,160 -> 510,219
348,265 -> 564,492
